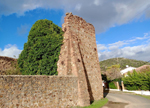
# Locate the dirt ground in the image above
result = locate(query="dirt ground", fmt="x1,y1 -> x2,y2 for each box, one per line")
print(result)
101,101 -> 128,108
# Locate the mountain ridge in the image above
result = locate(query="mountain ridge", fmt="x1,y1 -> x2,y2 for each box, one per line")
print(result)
99,57 -> 150,72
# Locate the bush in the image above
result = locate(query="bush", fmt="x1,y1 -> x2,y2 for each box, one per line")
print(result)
18,19 -> 63,75
109,82 -> 117,89
125,85 -> 139,90
123,69 -> 150,90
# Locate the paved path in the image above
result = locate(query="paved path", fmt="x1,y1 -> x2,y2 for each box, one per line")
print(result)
101,91 -> 150,108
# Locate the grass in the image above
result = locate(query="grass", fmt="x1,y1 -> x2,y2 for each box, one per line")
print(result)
137,95 -> 150,100
120,91 -> 150,100
72,98 -> 108,108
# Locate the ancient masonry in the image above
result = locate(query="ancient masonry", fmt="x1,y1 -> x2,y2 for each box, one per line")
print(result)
0,56 -> 17,75
0,13 -> 103,108
0,75 -> 78,108
57,13 -> 103,106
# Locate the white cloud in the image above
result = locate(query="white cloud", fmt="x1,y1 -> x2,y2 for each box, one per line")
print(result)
106,33 -> 150,51
127,33 -> 150,43
0,0 -> 150,33
75,4 -> 82,11
97,44 -> 107,51
94,0 -> 103,6
108,41 -> 128,50
0,44 -> 22,58
98,44 -> 150,61
72,0 -> 150,33
97,33 -> 150,61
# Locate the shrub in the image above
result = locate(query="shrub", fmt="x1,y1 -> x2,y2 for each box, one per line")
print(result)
125,85 -> 139,90
109,82 -> 117,89
123,69 -> 150,90
18,19 -> 63,75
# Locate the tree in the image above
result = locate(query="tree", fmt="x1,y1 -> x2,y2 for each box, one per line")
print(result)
18,19 -> 63,75
105,64 -> 122,81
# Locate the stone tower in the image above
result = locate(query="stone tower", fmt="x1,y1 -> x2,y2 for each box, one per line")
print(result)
57,13 -> 103,106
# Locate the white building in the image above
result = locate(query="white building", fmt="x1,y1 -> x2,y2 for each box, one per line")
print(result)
120,65 -> 136,76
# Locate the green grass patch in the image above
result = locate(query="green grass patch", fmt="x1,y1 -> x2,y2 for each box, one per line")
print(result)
137,95 -> 150,100
73,98 -> 108,108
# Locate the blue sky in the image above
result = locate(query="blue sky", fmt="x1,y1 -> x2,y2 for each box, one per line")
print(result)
0,0 -> 150,61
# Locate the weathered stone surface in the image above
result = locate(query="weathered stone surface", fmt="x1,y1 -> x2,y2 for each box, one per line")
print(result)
0,13 -> 103,108
57,13 -> 103,106
0,75 -> 78,108
0,56 -> 17,75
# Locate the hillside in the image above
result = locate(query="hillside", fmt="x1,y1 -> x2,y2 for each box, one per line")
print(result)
99,57 -> 150,72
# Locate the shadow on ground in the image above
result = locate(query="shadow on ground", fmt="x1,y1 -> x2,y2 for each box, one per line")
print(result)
103,89 -> 109,98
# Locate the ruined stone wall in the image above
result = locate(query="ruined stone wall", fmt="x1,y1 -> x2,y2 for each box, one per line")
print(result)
0,75 -> 78,108
57,13 -> 103,106
0,56 -> 17,75
0,13 -> 103,108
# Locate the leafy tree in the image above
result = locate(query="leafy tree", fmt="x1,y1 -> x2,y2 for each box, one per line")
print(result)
105,64 -> 122,81
18,19 -> 63,75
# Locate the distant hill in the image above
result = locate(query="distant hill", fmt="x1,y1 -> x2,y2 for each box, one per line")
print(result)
99,57 -> 150,72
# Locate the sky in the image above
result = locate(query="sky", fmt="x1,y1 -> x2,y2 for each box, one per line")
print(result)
0,0 -> 150,62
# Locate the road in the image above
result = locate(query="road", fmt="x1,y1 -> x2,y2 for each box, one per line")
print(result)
101,91 -> 150,108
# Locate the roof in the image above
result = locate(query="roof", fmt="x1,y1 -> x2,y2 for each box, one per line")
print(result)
120,67 -> 136,74
130,65 -> 150,73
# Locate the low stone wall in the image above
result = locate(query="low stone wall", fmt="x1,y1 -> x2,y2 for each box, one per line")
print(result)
0,75 -> 78,108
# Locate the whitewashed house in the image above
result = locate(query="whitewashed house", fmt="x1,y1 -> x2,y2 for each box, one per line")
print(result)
120,65 -> 136,77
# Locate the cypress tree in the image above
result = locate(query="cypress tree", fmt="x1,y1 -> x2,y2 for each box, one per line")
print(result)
18,19 -> 63,75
